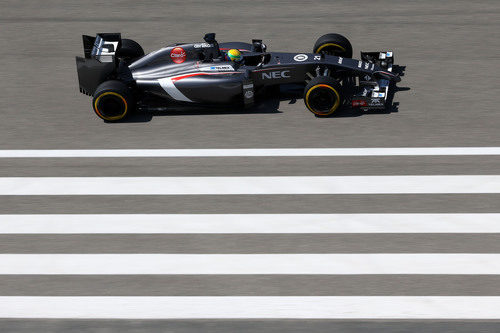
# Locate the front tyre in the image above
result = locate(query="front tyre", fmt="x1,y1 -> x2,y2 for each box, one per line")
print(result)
313,33 -> 353,58
92,80 -> 135,122
304,76 -> 343,117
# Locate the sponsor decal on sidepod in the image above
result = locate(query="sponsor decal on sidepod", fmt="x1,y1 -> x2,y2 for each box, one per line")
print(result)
170,47 -> 187,64
261,70 -> 291,79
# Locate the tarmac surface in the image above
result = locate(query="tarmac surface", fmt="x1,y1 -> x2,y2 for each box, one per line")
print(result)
1,0 -> 500,332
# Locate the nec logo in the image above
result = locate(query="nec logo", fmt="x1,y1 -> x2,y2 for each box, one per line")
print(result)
262,70 -> 291,79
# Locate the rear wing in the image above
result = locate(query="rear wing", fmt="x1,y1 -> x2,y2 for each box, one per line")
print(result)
76,33 -> 122,96
82,33 -> 122,62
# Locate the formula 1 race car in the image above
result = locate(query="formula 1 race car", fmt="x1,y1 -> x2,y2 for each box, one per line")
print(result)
76,32 -> 400,121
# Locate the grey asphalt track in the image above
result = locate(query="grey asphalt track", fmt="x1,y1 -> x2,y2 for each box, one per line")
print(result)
0,156 -> 499,176
3,319 -> 500,333
3,275 -> 500,296
1,0 -> 500,332
3,234 -> 500,253
0,0 -> 499,149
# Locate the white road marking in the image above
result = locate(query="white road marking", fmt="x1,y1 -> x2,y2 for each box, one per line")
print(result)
0,176 -> 499,195
2,254 -> 500,274
1,296 -> 500,319
1,214 -> 499,234
0,147 -> 499,158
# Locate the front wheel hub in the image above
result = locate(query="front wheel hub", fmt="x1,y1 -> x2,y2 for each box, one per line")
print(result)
306,84 -> 340,115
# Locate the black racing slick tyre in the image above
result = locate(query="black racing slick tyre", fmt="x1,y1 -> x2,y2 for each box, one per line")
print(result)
116,39 -> 144,62
303,76 -> 343,117
313,33 -> 353,58
92,80 -> 135,122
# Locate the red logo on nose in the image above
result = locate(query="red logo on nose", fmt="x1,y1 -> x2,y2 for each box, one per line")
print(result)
170,47 -> 186,64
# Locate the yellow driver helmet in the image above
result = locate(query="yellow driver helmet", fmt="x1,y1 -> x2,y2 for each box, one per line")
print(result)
226,49 -> 242,62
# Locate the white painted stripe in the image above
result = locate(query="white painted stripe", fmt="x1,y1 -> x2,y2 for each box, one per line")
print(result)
1,296 -> 500,319
2,254 -> 500,274
0,176 -> 499,195
1,214 -> 499,234
157,77 -> 192,102
0,147 -> 499,158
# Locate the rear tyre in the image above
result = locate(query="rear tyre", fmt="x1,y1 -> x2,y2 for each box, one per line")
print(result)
313,33 -> 353,58
116,39 -> 144,62
304,76 -> 343,117
92,80 -> 135,122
